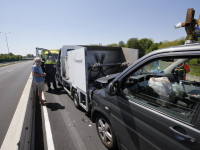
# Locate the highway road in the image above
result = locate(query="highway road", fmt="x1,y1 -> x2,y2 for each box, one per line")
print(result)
0,61 -> 109,150
40,85 -> 108,150
0,61 -> 33,146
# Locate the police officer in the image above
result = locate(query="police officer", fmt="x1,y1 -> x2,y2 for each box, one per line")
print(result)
183,62 -> 190,80
44,56 -> 57,91
174,62 -> 190,80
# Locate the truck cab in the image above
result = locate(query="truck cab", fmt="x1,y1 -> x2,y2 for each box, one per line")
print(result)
36,47 -> 57,62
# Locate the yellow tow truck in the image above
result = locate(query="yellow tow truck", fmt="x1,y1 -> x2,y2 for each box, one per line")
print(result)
36,47 -> 59,62
42,49 -> 59,61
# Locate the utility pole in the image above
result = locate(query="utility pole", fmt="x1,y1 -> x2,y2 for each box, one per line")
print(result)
0,32 -> 10,59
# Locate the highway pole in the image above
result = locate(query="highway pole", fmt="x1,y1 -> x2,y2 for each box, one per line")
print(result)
0,32 -> 10,59
5,33 -> 10,59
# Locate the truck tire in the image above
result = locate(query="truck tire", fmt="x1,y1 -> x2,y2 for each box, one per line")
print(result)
73,92 -> 80,109
96,114 -> 118,150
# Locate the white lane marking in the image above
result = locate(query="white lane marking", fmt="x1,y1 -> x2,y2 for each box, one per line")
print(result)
1,73 -> 33,150
7,65 -> 20,72
8,69 -> 13,72
7,63 -> 25,72
42,93 -> 55,150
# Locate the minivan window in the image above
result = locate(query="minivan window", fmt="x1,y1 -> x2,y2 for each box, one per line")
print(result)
122,57 -> 200,124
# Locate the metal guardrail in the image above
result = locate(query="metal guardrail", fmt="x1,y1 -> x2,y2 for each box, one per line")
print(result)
1,73 -> 35,150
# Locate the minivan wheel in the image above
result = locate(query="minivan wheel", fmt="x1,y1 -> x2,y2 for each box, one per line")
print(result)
73,92 -> 80,108
96,114 -> 117,150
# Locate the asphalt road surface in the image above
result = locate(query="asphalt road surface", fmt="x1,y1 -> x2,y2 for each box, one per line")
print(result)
0,61 -> 33,146
0,61 -> 109,150
41,85 -> 108,150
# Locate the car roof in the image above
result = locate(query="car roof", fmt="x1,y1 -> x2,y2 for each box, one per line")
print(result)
116,43 -> 200,80
146,43 -> 200,57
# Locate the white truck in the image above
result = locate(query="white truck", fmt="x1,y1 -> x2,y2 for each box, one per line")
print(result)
55,45 -> 139,112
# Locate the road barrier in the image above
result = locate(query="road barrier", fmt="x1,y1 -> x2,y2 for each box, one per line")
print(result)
1,73 -> 35,150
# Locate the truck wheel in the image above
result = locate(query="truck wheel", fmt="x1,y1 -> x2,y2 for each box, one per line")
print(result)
96,114 -> 118,150
73,92 -> 80,108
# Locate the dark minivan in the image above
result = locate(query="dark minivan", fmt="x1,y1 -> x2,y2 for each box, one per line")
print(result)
91,43 -> 200,150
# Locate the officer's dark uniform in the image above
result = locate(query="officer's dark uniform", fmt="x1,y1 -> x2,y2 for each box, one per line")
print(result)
41,58 -> 45,72
44,59 -> 57,91
174,65 -> 185,80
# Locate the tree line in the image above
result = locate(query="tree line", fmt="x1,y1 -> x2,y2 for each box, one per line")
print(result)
0,53 -> 35,59
26,54 -> 35,58
91,36 -> 193,58
0,53 -> 22,59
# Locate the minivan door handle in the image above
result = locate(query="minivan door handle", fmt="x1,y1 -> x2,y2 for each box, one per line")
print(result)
169,126 -> 196,143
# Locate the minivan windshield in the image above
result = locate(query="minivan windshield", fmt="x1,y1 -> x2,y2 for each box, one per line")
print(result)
140,59 -> 179,74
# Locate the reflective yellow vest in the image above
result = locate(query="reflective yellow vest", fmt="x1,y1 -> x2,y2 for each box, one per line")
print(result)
44,59 -> 55,65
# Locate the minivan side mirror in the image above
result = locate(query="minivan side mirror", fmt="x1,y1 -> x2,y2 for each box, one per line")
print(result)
106,81 -> 119,96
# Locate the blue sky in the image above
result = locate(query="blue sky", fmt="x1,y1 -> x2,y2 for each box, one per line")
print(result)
0,0 -> 200,56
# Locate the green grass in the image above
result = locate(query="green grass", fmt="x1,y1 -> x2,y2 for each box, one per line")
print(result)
0,61 -> 25,68
187,66 -> 200,77
0,64 -> 10,67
